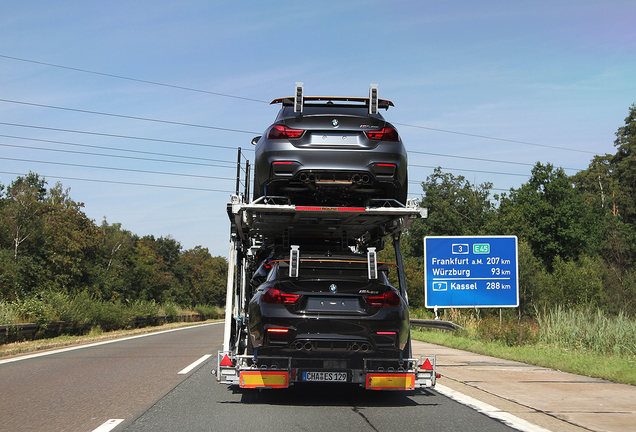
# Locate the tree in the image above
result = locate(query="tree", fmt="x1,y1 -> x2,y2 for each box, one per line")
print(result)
612,103 -> 636,224
572,154 -> 615,213
404,167 -> 495,258
598,216 -> 636,315
179,247 -> 228,306
509,162 -> 602,270
3,173 -> 47,260
41,184 -> 100,294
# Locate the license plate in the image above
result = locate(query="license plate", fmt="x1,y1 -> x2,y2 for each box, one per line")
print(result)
302,371 -> 348,382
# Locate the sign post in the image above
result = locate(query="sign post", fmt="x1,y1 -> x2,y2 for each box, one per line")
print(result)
424,236 -> 519,309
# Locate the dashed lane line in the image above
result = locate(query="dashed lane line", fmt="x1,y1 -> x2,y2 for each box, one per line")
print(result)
178,354 -> 212,374
91,419 -> 124,432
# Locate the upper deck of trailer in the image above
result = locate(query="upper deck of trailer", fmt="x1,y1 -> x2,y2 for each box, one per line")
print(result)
227,195 -> 427,246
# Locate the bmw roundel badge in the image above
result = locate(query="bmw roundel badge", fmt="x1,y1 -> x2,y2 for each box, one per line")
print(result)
332,119 -> 339,128
329,284 -> 337,293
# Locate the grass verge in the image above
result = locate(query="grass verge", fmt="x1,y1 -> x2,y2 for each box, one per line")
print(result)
412,328 -> 636,386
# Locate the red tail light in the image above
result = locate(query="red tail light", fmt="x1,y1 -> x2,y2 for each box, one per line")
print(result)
267,124 -> 304,139
365,127 -> 399,141
365,290 -> 401,307
261,287 -> 301,305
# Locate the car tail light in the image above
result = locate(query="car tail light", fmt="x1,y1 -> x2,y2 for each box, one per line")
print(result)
261,287 -> 301,305
266,327 -> 291,342
365,127 -> 399,141
365,290 -> 401,307
267,124 -> 304,139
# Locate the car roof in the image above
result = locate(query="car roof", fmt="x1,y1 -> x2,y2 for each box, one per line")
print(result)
271,96 -> 394,110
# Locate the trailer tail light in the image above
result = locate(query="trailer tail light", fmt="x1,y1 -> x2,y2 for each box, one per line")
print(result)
365,290 -> 401,307
267,124 -> 304,139
261,287 -> 301,305
365,127 -> 399,141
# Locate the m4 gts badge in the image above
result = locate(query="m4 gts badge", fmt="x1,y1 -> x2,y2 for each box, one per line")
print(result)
359,289 -> 379,294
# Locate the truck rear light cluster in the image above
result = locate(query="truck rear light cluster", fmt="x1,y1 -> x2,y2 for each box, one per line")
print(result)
364,127 -> 399,141
267,124 -> 304,139
365,290 -> 401,307
261,287 -> 301,304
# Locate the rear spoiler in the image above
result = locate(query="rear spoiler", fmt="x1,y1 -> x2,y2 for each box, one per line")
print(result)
271,84 -> 393,112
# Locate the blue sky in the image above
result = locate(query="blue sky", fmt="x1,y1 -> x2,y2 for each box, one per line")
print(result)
1,1 -> 635,258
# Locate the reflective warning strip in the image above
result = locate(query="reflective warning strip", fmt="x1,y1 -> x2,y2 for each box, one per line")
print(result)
366,373 -> 415,390
239,371 -> 290,389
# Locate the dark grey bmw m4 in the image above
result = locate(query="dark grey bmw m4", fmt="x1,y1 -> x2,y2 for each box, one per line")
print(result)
252,88 -> 408,205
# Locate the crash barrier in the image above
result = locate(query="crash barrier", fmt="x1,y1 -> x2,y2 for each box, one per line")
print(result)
0,313 -> 224,343
410,319 -> 462,331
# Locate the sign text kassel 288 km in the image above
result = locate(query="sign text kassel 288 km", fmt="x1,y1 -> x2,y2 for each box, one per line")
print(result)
424,236 -> 519,309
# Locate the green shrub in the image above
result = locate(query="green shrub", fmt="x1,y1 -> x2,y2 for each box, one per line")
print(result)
0,301 -> 18,325
193,304 -> 223,318
11,295 -> 57,324
161,302 -> 182,317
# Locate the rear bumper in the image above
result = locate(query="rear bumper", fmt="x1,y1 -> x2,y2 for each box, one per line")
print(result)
214,351 -> 437,390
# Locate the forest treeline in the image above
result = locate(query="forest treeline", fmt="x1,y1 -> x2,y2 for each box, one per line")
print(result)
1,103 -> 635,321
0,174 -> 227,311
383,103 -> 636,317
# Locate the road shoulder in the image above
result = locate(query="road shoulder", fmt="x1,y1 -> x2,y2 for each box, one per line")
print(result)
413,340 -> 636,432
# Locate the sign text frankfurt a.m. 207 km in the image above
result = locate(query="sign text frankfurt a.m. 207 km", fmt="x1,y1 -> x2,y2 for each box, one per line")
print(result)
424,236 -> 519,308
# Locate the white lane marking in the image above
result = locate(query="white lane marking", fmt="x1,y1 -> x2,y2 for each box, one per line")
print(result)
92,419 -> 124,432
178,354 -> 212,374
435,384 -> 553,432
0,322 -> 222,365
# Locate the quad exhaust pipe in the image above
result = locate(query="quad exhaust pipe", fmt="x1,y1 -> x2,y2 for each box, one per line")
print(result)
291,341 -> 371,352
351,343 -> 371,353
299,173 -> 371,185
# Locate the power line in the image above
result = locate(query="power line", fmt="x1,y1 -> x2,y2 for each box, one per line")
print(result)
0,54 -> 270,104
0,135 -> 236,167
0,54 -> 600,156
0,171 -> 233,193
410,163 -> 530,178
0,98 -> 261,135
0,121 -> 252,151
0,142 -> 236,169
395,122 -> 598,155
409,149 -> 583,172
0,156 -> 236,181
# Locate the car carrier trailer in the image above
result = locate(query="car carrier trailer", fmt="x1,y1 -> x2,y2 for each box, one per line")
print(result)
213,152 -> 438,392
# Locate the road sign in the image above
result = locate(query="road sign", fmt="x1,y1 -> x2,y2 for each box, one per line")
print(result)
424,236 -> 519,308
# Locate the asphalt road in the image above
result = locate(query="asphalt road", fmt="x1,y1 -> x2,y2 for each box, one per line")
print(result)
1,323 -> 518,432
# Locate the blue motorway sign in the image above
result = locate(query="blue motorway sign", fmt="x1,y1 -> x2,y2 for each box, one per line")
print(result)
424,236 -> 519,308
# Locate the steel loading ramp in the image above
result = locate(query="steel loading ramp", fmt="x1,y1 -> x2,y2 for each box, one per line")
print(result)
227,195 -> 427,246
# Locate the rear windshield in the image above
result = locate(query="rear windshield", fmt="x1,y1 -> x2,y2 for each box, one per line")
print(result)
277,106 -> 384,121
275,260 -> 391,283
